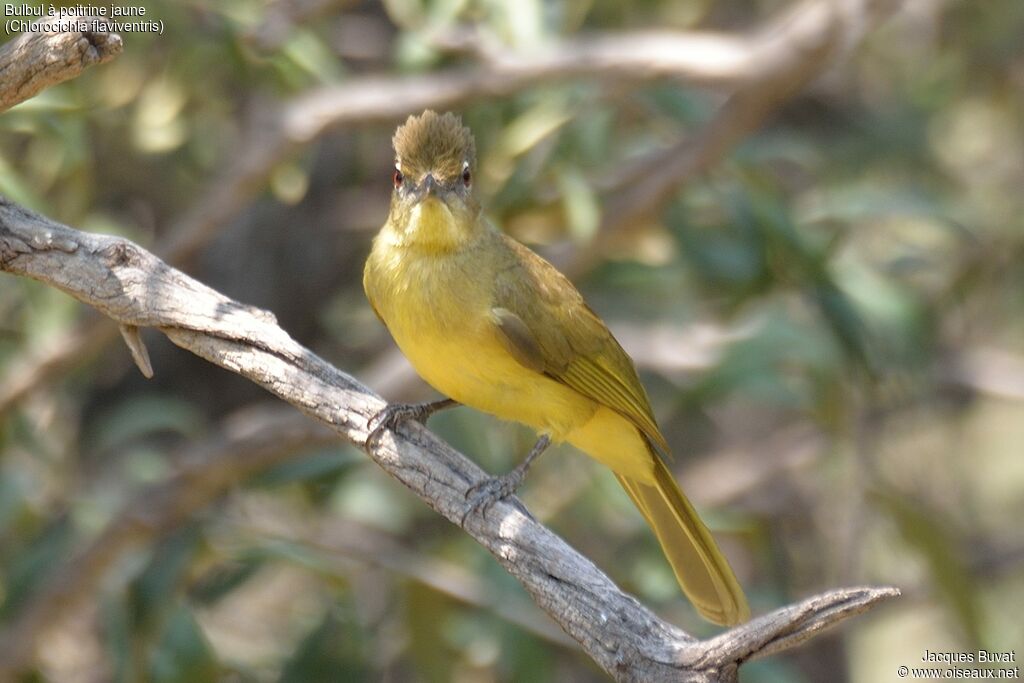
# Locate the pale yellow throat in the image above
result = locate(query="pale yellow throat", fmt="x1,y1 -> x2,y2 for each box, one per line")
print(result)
408,197 -> 461,250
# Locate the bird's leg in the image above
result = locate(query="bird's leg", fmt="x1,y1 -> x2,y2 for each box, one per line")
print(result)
366,398 -> 459,446
461,434 -> 551,525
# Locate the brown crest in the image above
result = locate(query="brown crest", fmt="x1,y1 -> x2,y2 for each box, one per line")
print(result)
393,110 -> 476,183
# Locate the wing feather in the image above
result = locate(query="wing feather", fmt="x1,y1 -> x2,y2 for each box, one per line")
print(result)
491,234 -> 669,455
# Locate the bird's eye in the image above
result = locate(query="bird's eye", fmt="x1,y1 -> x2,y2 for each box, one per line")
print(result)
393,168 -> 404,188
462,166 -> 471,187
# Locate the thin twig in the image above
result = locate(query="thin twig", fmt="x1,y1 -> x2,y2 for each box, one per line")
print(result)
117,323 -> 153,378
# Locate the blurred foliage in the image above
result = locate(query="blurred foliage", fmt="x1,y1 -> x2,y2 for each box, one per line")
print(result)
2,0 -> 1024,681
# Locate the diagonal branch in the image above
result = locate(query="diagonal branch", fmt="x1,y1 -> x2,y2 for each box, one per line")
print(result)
0,196 -> 899,681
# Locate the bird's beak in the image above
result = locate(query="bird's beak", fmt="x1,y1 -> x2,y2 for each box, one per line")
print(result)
419,173 -> 438,199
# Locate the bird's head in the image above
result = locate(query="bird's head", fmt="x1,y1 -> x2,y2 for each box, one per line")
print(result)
387,110 -> 481,251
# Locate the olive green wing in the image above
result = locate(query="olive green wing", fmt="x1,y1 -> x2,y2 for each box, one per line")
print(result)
492,236 -> 670,455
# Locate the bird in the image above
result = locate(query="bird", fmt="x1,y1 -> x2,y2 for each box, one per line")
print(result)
363,109 -> 749,626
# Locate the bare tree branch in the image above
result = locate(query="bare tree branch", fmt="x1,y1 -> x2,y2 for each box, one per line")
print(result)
244,0 -> 357,53
0,196 -> 899,681
0,16 -> 124,416
0,17 -> 122,112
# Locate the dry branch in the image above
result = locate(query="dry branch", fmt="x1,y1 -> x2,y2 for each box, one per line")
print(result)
0,16 -> 122,112
0,196 -> 899,681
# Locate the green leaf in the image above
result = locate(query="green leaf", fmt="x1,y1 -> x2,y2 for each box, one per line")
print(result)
149,605 -> 221,683
873,488 -> 984,647
1,516 -> 74,618
90,395 -> 206,456
277,603 -> 369,682
128,527 -> 203,635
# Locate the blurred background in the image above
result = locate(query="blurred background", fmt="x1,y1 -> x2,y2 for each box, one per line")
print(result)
1,0 -> 1023,681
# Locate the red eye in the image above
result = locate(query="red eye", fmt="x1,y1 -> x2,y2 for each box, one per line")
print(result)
462,167 -> 471,186
393,169 -> 404,188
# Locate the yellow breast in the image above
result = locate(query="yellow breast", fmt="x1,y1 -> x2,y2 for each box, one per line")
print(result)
364,227 -> 596,439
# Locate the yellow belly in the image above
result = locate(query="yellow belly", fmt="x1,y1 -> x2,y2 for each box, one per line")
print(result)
378,289 -> 654,481
390,311 -> 596,440
365,228 -> 655,482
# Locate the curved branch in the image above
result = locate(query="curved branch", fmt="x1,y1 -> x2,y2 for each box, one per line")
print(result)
0,16 -> 122,112
0,196 -> 899,680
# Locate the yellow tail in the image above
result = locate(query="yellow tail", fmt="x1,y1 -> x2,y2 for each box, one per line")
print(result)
615,455 -> 749,626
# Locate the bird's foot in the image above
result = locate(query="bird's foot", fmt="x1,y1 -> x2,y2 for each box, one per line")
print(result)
461,468 -> 528,525
460,435 -> 550,526
365,398 -> 457,447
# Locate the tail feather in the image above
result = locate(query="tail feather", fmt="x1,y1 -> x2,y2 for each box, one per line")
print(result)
615,456 -> 749,626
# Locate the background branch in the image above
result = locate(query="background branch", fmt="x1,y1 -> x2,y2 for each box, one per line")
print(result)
0,0 -> 893,423
0,196 -> 898,680
0,17 -> 122,112
0,406 -> 336,678
231,500 -> 577,648
161,0 -> 884,265
564,0 -> 898,276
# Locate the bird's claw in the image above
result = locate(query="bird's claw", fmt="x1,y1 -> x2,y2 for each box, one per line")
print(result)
365,398 -> 458,447
460,471 -> 527,526
365,403 -> 427,446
